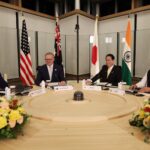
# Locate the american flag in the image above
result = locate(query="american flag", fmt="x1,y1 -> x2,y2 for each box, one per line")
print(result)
20,19 -> 34,86
54,19 -> 62,66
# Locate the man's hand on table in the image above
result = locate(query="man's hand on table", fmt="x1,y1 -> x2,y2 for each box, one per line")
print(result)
129,84 -> 137,90
85,79 -> 92,85
58,81 -> 66,86
139,87 -> 150,93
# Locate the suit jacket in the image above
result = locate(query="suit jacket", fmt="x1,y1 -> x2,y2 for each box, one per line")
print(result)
91,65 -> 122,86
0,73 -> 8,89
35,64 -> 65,86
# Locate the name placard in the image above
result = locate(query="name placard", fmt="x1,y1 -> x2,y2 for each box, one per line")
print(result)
54,86 -> 73,91
109,88 -> 125,96
29,89 -> 46,97
83,86 -> 101,91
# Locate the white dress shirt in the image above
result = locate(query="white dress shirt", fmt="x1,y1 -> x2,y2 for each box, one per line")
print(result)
107,65 -> 114,78
136,72 -> 148,88
47,64 -> 53,81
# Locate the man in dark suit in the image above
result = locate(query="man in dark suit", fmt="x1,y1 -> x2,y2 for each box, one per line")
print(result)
35,52 -> 65,86
0,73 -> 8,89
86,54 -> 122,86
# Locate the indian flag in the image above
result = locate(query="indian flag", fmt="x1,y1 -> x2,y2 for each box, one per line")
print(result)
91,16 -> 99,78
122,19 -> 132,85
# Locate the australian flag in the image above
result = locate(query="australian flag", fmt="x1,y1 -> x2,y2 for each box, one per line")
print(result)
54,20 -> 63,67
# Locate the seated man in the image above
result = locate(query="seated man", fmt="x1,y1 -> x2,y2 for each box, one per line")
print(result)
35,52 -> 66,86
0,73 -> 8,89
130,70 -> 150,93
86,54 -> 122,86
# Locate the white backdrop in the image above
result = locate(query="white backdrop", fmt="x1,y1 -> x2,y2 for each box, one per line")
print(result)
0,7 -> 150,79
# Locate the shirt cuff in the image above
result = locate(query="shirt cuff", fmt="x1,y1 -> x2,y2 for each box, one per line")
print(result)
136,83 -> 144,88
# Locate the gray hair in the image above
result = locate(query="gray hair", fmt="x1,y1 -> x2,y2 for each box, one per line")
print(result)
45,52 -> 55,58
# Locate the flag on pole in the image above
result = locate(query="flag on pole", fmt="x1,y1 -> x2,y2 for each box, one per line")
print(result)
91,16 -> 99,78
20,19 -> 34,86
54,18 -> 63,67
122,19 -> 132,85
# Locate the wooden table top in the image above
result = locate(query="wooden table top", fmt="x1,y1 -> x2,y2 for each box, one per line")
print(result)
0,81 -> 150,150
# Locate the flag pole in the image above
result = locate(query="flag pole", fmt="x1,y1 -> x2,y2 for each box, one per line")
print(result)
16,11 -> 20,76
133,14 -> 137,76
75,15 -> 80,83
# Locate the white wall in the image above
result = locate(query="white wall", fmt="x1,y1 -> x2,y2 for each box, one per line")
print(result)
78,15 -> 94,35
0,6 -> 150,78
60,14 -> 94,35
18,12 -> 55,75
0,7 -> 18,79
60,15 -> 77,74
135,10 -> 150,77
0,6 -> 55,79
98,12 -> 150,78
0,7 -> 16,29
137,10 -> 150,30
60,15 -> 77,35
78,15 -> 94,75
18,12 -> 55,33
98,15 -> 135,75
60,14 -> 94,75
99,15 -> 135,33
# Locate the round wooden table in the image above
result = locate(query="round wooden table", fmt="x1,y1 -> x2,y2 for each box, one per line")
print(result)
0,81 -> 150,150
